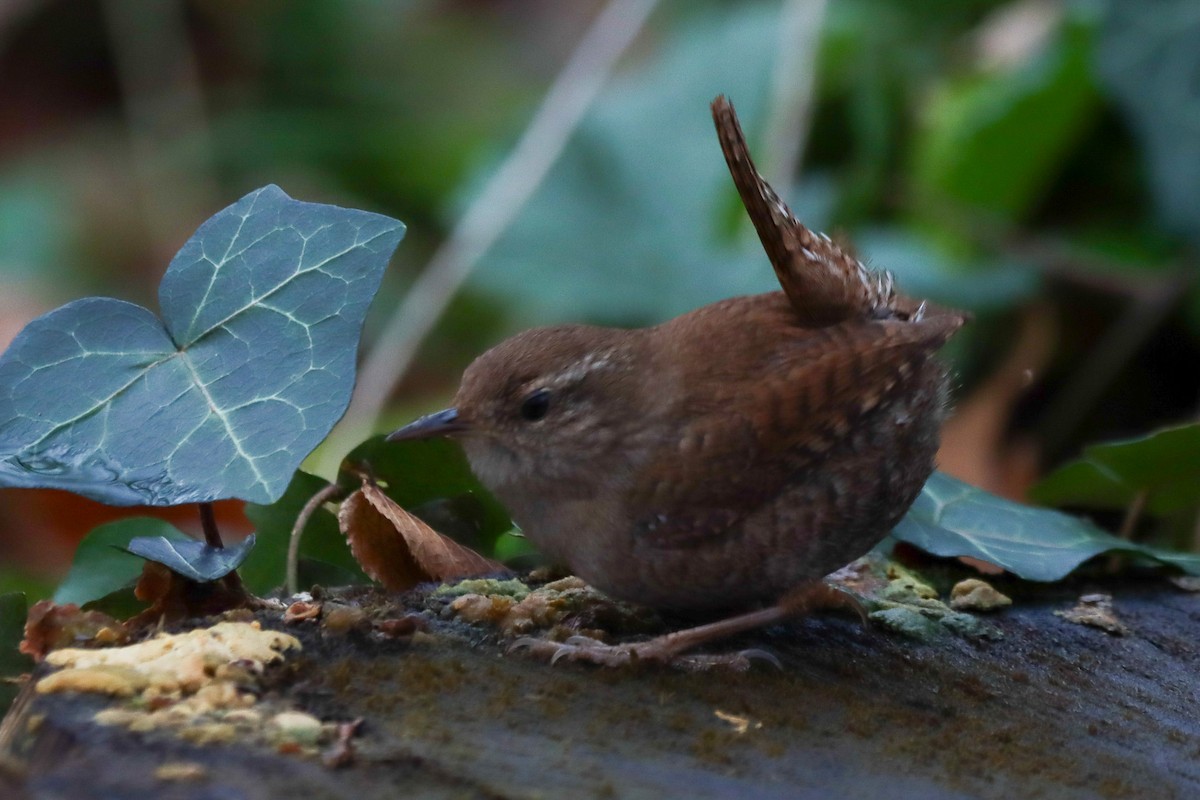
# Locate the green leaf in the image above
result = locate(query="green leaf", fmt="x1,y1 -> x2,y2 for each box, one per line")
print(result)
0,567 -> 54,602
1,592 -> 32,716
894,472 -> 1200,581
1029,423 -> 1200,515
910,13 -> 1099,222
0,592 -> 30,674
0,185 -> 405,506
492,530 -> 544,570
242,470 -> 366,594
0,173 -> 72,283
124,534 -> 256,583
341,435 -> 512,552
1096,0 -> 1200,247
83,587 -> 151,621
53,517 -> 194,606
472,3 -> 787,325
852,227 -> 1039,312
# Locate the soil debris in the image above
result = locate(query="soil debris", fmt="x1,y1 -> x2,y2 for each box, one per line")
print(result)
1055,593 -> 1130,635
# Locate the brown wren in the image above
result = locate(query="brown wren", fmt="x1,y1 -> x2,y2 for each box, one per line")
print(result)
389,96 -> 966,666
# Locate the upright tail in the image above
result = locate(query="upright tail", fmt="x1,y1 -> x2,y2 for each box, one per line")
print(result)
712,95 -> 896,325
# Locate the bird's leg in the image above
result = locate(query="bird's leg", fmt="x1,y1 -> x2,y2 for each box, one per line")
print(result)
510,581 -> 866,671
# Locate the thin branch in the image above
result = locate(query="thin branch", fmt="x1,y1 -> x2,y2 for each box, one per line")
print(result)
198,502 -> 222,549
1118,489 -> 1149,540
763,0 -> 828,188
286,482 -> 346,596
1108,488 -> 1149,573
330,0 -> 660,457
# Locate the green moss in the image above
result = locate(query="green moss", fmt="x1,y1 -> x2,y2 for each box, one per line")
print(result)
433,578 -> 531,599
869,606 -> 944,641
941,611 -> 1003,641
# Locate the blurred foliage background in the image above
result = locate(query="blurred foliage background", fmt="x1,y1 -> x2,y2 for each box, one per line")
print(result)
1,0 -> 1198,598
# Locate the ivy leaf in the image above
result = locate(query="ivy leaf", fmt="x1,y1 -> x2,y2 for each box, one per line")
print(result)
0,185 -> 404,506
1029,423 -> 1200,516
894,472 -> 1200,581
124,534 -> 256,583
53,518 -> 194,607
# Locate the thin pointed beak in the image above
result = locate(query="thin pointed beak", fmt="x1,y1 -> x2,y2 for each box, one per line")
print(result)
386,407 -> 467,442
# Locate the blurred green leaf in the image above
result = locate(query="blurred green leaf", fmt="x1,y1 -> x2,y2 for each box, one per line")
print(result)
492,530 -> 544,571
895,472 -> 1200,581
1029,423 -> 1200,515
81,587 -> 148,621
0,174 -> 72,282
53,518 -> 192,607
0,592 -> 31,716
1096,0 -> 1200,248
207,4 -> 533,209
124,534 -> 255,583
911,13 -> 1099,223
0,568 -> 54,603
473,2 -> 787,326
340,435 -> 512,554
854,227 -> 1039,311
242,470 -> 366,594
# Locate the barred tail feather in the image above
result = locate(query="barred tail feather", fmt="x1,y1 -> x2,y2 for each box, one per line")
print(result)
711,95 -> 895,325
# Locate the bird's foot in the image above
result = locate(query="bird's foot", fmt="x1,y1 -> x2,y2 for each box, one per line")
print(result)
509,634 -> 780,672
508,580 -> 862,671
779,581 -> 868,625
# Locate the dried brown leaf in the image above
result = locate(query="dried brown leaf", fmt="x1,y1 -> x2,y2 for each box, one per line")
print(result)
339,482 -> 506,591
938,305 -> 1053,500
126,561 -> 257,629
19,601 -> 127,662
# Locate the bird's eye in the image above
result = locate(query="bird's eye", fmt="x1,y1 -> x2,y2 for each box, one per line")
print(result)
519,388 -> 552,421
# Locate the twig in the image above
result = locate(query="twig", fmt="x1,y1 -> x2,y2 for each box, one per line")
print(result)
286,482 -> 346,596
323,0 -> 660,469
1118,489 -> 1149,540
1108,488 -> 1149,573
323,718 -> 364,769
198,502 -> 222,549
763,0 -> 827,188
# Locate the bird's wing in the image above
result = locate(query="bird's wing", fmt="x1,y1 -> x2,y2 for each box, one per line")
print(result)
629,311 -> 962,549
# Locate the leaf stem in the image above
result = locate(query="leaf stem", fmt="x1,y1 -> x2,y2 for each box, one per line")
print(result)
1108,488 -> 1149,573
287,482 -> 346,596
1118,489 -> 1150,540
198,502 -> 223,549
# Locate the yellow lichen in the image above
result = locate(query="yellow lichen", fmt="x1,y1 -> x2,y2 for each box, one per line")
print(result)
36,664 -> 148,697
41,621 -> 299,696
950,579 -> 1013,612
